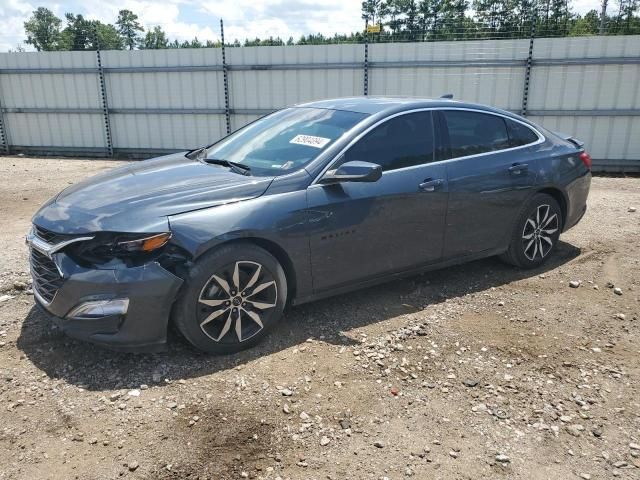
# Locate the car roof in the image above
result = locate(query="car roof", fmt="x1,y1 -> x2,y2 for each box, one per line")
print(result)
296,96 -> 517,118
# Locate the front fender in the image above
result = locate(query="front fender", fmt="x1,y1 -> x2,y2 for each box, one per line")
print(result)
168,189 -> 313,299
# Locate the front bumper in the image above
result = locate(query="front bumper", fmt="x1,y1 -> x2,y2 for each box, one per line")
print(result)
32,253 -> 183,352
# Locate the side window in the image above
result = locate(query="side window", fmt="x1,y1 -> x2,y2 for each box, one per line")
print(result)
505,118 -> 539,147
343,111 -> 435,171
442,110 -> 510,159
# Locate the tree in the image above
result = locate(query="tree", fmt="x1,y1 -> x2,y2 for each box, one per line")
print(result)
569,9 -> 600,34
180,37 -> 205,48
385,0 -> 409,34
57,15 -> 123,50
92,22 -> 124,50
405,0 -> 420,39
616,0 -> 640,32
59,13 -> 93,50
116,9 -> 144,50
362,0 -> 386,24
418,0 -> 441,39
548,0 -> 571,35
24,7 -> 62,51
142,26 -> 169,49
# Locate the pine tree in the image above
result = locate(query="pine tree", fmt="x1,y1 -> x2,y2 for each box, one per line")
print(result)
142,26 -> 169,49
116,9 -> 144,50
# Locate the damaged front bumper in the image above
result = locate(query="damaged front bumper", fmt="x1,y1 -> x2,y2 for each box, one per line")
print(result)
32,252 -> 183,352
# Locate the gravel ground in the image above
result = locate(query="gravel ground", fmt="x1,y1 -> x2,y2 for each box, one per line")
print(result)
0,156 -> 639,480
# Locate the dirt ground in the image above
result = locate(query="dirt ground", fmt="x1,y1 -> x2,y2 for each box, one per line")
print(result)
0,156 -> 638,480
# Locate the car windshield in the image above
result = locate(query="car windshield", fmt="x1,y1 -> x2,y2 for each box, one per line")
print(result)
205,107 -> 368,176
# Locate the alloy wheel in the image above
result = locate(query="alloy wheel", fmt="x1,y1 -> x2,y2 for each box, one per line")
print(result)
197,260 -> 278,343
522,204 -> 559,261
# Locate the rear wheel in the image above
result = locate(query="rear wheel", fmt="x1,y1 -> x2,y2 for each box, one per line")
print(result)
500,193 -> 562,269
173,243 -> 287,354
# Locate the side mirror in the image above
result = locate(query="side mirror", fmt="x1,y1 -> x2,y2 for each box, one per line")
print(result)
319,160 -> 382,184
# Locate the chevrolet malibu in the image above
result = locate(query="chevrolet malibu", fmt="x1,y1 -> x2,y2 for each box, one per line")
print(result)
28,97 -> 592,354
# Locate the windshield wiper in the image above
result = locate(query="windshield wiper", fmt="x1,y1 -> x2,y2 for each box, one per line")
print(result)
204,158 -> 252,176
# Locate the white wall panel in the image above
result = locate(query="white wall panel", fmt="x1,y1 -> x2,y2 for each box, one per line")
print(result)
0,37 -> 639,169
369,67 -> 524,110
529,65 -> 640,110
110,113 -> 226,149
369,39 -> 529,62
5,113 -> 103,147
227,44 -> 363,109
530,115 -> 640,162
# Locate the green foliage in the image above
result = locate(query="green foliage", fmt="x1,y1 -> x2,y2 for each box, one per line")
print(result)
58,14 -> 93,50
116,9 -> 144,50
24,7 -> 62,51
142,26 -> 169,49
18,1 -> 640,53
94,23 -> 124,50
569,9 -> 600,35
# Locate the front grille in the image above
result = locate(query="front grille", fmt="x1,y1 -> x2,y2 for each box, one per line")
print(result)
30,248 -> 64,304
34,225 -> 73,244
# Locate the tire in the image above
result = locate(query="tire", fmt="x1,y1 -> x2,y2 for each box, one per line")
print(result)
173,243 -> 287,354
500,193 -> 563,269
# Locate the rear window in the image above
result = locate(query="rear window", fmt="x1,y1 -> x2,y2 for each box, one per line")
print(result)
442,110 -> 510,159
506,118 -> 539,147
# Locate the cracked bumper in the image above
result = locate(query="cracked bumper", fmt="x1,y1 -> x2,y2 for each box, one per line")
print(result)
33,254 -> 183,352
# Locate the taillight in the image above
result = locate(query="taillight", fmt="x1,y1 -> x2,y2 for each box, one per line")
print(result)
579,151 -> 592,170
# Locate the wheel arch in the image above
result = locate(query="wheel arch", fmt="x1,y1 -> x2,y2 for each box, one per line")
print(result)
536,186 -> 568,230
199,237 -> 298,303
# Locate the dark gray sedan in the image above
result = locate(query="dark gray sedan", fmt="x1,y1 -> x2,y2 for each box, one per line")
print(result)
28,97 -> 592,353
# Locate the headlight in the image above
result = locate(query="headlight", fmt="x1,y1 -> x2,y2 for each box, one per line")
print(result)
66,232 -> 172,267
110,233 -> 172,253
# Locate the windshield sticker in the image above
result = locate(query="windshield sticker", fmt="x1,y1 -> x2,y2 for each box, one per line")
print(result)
290,134 -> 331,149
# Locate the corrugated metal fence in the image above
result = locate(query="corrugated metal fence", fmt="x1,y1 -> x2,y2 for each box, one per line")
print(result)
0,35 -> 638,172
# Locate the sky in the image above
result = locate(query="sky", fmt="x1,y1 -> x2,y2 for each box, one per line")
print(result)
0,0 -> 606,52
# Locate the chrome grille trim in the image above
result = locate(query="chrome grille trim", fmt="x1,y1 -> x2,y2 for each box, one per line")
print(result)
26,224 -> 95,306
30,248 -> 63,304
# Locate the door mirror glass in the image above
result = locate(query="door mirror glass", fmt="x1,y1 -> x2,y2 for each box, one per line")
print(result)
319,160 -> 382,184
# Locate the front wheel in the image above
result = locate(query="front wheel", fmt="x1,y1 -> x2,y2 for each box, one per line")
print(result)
500,193 -> 562,269
173,243 -> 287,354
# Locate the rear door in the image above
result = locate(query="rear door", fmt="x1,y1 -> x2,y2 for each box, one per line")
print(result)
438,109 -> 541,258
307,110 -> 448,293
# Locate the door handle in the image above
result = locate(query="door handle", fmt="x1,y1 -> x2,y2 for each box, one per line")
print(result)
418,178 -> 444,192
508,163 -> 528,175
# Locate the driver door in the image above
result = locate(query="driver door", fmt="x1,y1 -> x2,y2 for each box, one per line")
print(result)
306,110 -> 449,294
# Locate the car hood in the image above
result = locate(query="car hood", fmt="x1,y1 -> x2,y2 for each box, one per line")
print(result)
32,152 -> 274,234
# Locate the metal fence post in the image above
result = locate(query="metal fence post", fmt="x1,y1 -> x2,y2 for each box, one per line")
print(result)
364,20 -> 369,96
95,33 -> 114,157
220,19 -> 232,135
521,15 -> 536,117
0,97 -> 8,155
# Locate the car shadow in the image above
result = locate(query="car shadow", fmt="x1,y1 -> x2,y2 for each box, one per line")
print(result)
16,241 -> 581,391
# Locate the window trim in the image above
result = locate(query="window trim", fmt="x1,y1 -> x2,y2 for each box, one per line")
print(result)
336,109 -> 436,174
310,107 -> 545,186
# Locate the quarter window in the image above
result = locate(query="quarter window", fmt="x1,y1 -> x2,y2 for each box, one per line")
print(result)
505,118 -> 539,147
343,111 -> 435,171
442,110 -> 510,159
